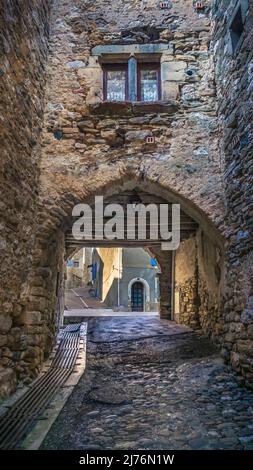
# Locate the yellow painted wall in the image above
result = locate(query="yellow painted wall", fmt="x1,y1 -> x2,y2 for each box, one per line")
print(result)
97,247 -> 122,303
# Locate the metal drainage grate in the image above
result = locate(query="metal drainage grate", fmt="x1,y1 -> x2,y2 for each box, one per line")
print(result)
0,323 -> 82,449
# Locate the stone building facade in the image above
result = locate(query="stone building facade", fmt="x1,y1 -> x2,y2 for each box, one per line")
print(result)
66,248 -> 92,289
92,247 -> 159,311
0,0 -> 252,398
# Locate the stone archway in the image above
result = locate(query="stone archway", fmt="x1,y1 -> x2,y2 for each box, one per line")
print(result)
17,171 -> 225,385
1,0 -> 252,401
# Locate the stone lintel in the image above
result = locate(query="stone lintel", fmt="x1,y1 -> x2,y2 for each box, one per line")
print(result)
89,100 -> 178,116
91,43 -> 173,57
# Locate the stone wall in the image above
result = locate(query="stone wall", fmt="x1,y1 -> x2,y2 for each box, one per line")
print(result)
0,0 -> 50,398
19,0 -> 225,387
3,0 -> 252,396
212,0 -> 253,387
197,228 -> 224,339
174,231 -> 224,335
39,0 -> 223,225
174,236 -> 199,328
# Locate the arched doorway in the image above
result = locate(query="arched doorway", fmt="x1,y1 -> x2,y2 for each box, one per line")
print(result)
128,276 -> 151,312
131,281 -> 144,312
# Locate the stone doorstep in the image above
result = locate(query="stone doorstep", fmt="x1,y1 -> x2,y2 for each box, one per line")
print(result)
1,323 -> 87,450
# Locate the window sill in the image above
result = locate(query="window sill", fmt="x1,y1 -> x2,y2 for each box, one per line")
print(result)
89,100 -> 178,116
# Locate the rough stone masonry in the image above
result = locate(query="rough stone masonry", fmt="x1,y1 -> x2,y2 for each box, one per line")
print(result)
0,0 -> 252,398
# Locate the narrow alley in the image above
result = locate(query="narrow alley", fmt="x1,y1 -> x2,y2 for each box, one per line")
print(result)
1,0 -> 252,461
41,317 -> 253,450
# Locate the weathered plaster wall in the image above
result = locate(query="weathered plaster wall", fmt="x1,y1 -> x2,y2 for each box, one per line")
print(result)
0,0 -> 50,398
66,249 -> 87,289
95,247 -> 122,306
213,0 -> 253,387
121,248 -> 158,311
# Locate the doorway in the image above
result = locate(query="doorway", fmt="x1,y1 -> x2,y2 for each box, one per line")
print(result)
131,281 -> 144,311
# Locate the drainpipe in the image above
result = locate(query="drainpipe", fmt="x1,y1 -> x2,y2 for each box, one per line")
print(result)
171,251 -> 175,321
117,248 -> 121,308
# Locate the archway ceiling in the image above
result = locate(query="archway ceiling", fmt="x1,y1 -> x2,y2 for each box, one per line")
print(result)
65,189 -> 198,249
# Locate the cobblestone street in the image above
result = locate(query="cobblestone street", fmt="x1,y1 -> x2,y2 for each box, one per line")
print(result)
41,317 -> 253,450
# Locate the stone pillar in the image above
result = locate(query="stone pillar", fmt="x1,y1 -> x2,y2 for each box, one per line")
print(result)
128,56 -> 137,101
159,251 -> 173,320
174,236 -> 200,328
151,247 -> 173,320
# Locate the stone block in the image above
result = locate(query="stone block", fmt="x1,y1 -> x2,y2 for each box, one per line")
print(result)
161,61 -> 187,81
86,88 -> 103,105
101,130 -> 118,144
247,325 -> 253,338
78,67 -> 102,87
125,130 -> 151,143
129,116 -> 150,125
0,367 -> 17,399
236,340 -> 253,354
26,297 -> 47,311
75,143 -> 87,149
66,60 -> 87,69
97,119 -> 116,129
241,309 -> 253,325
91,43 -> 172,56
88,57 -> 100,67
160,29 -> 174,41
18,311 -> 42,325
30,286 -> 48,297
27,334 -> 42,346
22,345 -> 42,360
162,82 -> 179,100
62,127 -> 80,134
36,267 -> 52,279
0,315 -> 12,333
77,120 -> 94,130
224,332 -> 235,343
0,335 -> 7,347
132,100 -> 178,114
89,101 -> 132,116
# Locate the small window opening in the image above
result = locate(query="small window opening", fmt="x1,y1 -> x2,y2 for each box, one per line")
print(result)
103,61 -> 161,102
230,5 -> 244,52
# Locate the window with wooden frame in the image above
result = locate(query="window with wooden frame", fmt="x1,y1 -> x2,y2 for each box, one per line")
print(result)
103,64 -> 128,101
137,63 -> 161,102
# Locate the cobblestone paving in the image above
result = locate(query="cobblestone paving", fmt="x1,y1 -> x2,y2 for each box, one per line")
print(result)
41,317 -> 253,450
